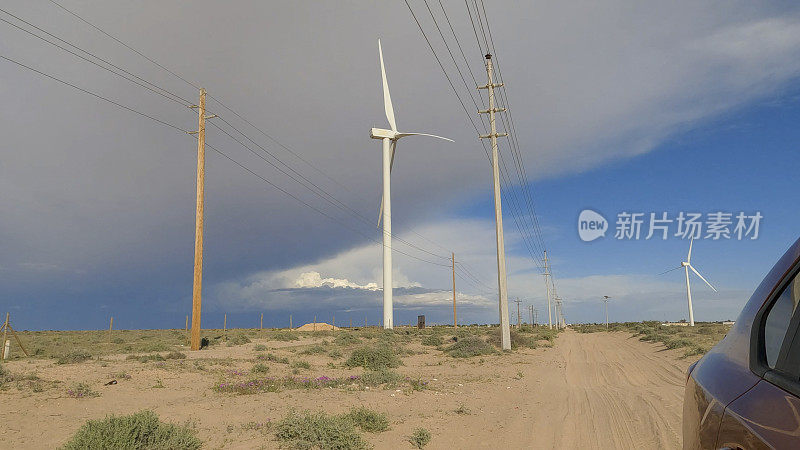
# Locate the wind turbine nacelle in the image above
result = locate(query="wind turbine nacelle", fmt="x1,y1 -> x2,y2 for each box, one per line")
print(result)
370,128 -> 396,140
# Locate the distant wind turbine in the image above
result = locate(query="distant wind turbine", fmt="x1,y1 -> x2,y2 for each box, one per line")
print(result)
661,237 -> 717,326
370,39 -> 453,329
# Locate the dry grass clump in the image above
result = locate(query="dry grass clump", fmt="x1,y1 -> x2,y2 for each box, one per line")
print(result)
445,337 -> 496,358
274,407 -> 389,450
345,345 -> 402,370
421,334 -> 443,346
56,351 -> 92,365
408,427 -> 431,448
60,410 -> 201,450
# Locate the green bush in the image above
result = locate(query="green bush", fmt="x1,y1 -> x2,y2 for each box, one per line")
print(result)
334,333 -> 360,346
408,428 -> 431,448
271,331 -> 299,342
227,334 -> 251,346
253,344 -> 267,351
291,360 -> 311,370
274,411 -> 368,450
345,345 -> 401,370
252,363 -> 270,373
445,337 -> 495,358
126,354 -> 165,363
61,410 -> 201,450
165,351 -> 186,360
328,349 -> 343,359
57,351 -> 92,364
421,334 -> 443,346
344,406 -> 389,433
300,345 -> 326,355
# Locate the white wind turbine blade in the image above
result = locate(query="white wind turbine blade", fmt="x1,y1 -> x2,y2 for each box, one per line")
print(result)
395,132 -> 454,142
687,236 -> 694,263
689,264 -> 717,292
378,39 -> 397,132
658,265 -> 683,275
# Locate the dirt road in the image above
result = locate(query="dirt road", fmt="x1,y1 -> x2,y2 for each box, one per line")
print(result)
1,330 -> 692,449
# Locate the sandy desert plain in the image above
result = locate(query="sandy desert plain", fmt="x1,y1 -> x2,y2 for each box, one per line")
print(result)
0,322 -> 731,449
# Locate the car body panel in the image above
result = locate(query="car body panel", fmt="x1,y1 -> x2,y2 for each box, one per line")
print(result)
717,379 -> 800,449
684,237 -> 800,449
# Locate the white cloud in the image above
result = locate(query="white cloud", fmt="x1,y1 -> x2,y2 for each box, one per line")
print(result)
294,271 -> 379,291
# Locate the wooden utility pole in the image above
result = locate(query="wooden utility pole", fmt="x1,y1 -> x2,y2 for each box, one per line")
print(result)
223,314 -> 227,334
108,317 -> 113,343
189,88 -> 216,351
313,315 -> 317,332
332,314 -> 335,330
479,54 -> 511,350
1,313 -> 8,359
289,314 -> 293,330
260,313 -> 263,331
0,313 -> 28,359
451,252 -> 457,328
513,298 -> 522,329
185,315 -> 189,332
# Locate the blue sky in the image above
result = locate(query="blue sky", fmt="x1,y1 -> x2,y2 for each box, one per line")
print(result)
2,1 -> 800,330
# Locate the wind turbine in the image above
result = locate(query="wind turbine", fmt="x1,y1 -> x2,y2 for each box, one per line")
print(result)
370,39 -> 453,329
662,237 -> 717,326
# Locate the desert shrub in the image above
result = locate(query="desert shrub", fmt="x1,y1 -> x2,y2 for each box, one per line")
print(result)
165,351 -> 186,360
334,333 -> 360,346
271,331 -> 299,342
684,345 -> 709,357
252,363 -> 270,373
345,345 -> 401,370
139,342 -> 170,352
291,360 -> 311,370
488,330 -> 538,349
300,345 -> 326,355
66,383 -> 99,399
274,410 -> 368,450
253,344 -> 267,351
57,351 -> 92,364
258,353 -> 289,364
227,334 -> 251,346
454,404 -> 471,415
126,354 -> 165,363
664,338 -> 694,350
344,406 -> 389,433
60,410 -> 201,450
445,337 -> 495,358
408,428 -> 431,448
421,334 -> 443,346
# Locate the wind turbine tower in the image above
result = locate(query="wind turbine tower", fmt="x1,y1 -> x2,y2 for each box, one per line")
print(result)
370,39 -> 453,329
662,237 -> 718,326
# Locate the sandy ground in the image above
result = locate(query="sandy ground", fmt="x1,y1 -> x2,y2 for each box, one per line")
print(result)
0,330 -> 692,449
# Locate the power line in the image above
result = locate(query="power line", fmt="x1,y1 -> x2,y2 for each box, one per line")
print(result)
47,0 -> 201,90
0,12 -> 192,107
40,0 -> 457,265
0,53 -> 188,133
